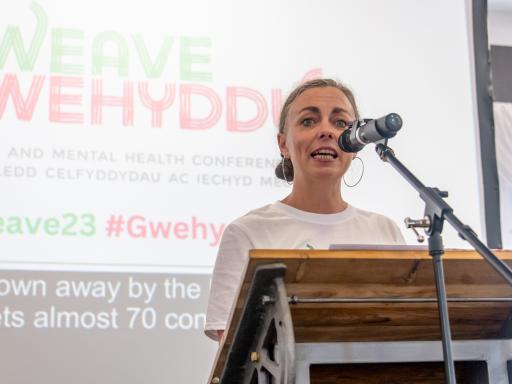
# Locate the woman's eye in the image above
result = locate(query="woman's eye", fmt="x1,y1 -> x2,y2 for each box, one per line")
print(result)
301,118 -> 315,127
335,120 -> 348,128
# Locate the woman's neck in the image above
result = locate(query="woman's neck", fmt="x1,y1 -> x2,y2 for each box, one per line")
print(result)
281,178 -> 347,214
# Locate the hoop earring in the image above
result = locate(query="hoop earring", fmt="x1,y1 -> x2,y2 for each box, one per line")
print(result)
282,157 -> 293,185
343,156 -> 364,187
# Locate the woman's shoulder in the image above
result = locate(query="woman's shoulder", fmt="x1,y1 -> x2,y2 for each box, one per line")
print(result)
350,205 -> 395,222
218,202 -> 285,246
349,205 -> 404,232
230,202 -> 283,227
349,205 -> 406,243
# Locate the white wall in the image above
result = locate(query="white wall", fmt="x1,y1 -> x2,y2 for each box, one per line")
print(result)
488,10 -> 512,46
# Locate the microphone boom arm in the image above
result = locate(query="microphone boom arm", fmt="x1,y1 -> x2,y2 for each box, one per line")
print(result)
375,142 -> 512,286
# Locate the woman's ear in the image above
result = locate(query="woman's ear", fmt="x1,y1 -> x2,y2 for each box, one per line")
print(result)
277,133 -> 288,158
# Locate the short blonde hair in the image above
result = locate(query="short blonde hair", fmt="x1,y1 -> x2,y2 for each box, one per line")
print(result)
278,78 -> 360,135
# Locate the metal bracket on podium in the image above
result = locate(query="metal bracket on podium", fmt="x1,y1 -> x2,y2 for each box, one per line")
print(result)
220,263 -> 295,384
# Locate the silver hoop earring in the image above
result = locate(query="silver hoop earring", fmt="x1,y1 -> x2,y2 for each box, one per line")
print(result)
282,157 -> 293,185
343,156 -> 364,187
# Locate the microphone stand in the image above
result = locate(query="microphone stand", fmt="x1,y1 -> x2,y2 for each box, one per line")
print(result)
375,142 -> 512,384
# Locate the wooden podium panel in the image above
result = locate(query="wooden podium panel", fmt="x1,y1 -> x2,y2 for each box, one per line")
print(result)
309,361 -> 489,384
242,249 -> 512,342
209,249 -> 512,383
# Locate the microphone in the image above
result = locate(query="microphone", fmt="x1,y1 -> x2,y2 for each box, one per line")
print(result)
338,113 -> 402,153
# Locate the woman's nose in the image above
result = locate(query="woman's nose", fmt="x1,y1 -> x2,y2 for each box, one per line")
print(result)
319,131 -> 334,139
317,122 -> 337,139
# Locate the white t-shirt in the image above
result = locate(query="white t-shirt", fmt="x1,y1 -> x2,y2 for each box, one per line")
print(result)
205,201 -> 405,340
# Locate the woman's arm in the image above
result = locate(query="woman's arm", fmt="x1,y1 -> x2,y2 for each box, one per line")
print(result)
205,223 -> 253,341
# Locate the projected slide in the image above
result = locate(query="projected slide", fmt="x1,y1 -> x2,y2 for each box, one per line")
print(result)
0,1 -> 482,383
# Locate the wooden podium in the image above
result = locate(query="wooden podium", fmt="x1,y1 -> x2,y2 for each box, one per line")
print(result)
208,249 -> 512,384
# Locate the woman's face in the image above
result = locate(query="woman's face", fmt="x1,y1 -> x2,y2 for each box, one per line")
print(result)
278,86 -> 356,183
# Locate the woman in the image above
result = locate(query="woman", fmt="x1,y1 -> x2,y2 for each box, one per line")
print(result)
205,78 -> 405,341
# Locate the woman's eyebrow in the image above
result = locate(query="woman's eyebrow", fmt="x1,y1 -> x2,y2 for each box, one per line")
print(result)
298,106 -> 321,114
297,106 -> 351,116
331,107 -> 350,115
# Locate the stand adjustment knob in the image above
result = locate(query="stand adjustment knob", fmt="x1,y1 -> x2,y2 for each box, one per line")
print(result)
404,217 -> 431,243
432,188 -> 449,198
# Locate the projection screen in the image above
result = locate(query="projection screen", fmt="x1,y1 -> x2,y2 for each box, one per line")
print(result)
0,1 -> 484,382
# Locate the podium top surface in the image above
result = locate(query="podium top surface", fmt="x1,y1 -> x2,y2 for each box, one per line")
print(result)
246,248 -> 512,286
209,249 -> 512,383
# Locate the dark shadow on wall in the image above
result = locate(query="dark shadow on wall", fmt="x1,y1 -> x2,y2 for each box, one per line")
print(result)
491,45 -> 512,103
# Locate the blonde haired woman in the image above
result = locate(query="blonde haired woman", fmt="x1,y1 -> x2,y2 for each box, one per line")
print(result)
205,79 -> 405,341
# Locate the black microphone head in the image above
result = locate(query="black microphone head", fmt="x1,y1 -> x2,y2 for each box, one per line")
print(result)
339,114 -> 402,153
379,113 -> 402,137
386,113 -> 402,132
338,124 -> 362,153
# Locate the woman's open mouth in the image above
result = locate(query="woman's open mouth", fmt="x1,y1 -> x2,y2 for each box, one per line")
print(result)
311,148 -> 338,160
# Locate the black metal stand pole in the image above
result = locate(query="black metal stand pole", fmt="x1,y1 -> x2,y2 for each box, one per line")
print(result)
429,232 -> 457,383
375,142 -> 512,383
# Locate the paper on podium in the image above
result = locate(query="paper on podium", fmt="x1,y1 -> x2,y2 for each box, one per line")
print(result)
329,244 -> 428,251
